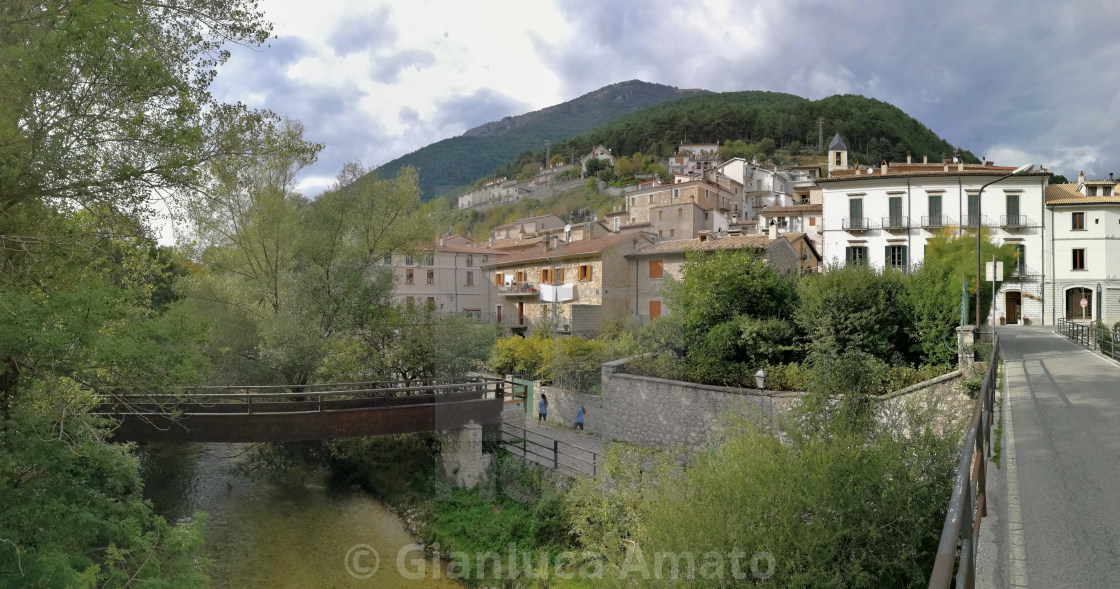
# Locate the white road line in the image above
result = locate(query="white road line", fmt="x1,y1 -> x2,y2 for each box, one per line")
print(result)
1003,360 -> 1029,588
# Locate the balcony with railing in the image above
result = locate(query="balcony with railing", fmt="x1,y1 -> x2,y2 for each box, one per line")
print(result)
843,217 -> 873,232
1000,214 -> 1033,229
1008,263 -> 1041,281
921,215 -> 954,229
963,214 -> 995,228
881,215 -> 910,231
498,281 -> 539,297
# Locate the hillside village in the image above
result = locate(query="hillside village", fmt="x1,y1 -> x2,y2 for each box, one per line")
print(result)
389,133 -> 1120,335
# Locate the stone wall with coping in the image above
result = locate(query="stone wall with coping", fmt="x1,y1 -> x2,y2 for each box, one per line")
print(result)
537,384 -> 604,432
599,358 -> 966,449
600,358 -> 802,448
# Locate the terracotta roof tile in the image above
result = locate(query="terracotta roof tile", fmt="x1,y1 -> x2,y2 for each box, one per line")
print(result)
482,232 -> 650,266
627,234 -> 773,256
759,204 -> 823,214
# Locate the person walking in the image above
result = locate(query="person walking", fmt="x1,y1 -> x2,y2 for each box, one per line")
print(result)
574,405 -> 585,435
537,393 -> 548,426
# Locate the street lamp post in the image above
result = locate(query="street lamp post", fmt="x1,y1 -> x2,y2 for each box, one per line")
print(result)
975,163 -> 1034,331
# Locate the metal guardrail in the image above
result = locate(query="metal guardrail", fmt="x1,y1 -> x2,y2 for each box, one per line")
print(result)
497,421 -> 598,478
929,334 -> 1000,588
1056,318 -> 1120,361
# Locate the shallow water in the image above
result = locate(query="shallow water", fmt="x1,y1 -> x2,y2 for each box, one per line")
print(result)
140,443 -> 463,588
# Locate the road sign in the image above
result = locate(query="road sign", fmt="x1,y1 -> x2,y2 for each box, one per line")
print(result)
1081,298 -> 1088,308
985,261 -> 1004,282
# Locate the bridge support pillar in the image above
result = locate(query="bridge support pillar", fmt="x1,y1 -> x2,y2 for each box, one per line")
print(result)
438,423 -> 490,489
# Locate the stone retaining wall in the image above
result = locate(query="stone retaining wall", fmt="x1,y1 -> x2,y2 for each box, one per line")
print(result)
537,385 -> 604,432
599,359 -> 966,449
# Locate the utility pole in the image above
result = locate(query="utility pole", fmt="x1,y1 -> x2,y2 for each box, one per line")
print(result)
818,117 -> 823,152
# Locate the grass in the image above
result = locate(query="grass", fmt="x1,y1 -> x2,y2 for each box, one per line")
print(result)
991,361 -> 1005,468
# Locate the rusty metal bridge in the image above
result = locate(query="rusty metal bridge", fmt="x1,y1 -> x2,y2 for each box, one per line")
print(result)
93,377 -> 512,443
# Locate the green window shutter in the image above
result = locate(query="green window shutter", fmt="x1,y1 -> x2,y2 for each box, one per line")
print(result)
845,246 -> 853,265
929,194 -> 942,223
968,193 -> 980,225
861,247 -> 869,264
1007,193 -> 1020,217
889,196 -> 902,225
849,198 -> 863,224
902,246 -> 909,270
885,245 -> 892,268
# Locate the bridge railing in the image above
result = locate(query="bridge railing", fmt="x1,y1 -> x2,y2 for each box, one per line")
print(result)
1056,318 -> 1120,361
496,421 -> 598,478
929,334 -> 1000,588
95,376 -> 510,416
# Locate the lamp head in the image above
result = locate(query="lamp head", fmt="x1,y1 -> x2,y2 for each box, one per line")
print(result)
1012,163 -> 1034,175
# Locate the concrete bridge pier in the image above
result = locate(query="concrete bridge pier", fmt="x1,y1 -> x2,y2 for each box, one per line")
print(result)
438,423 -> 490,488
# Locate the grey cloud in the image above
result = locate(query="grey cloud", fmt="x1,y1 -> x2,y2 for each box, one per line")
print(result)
370,49 -> 436,83
328,8 -> 398,55
399,106 -> 420,125
432,88 -> 530,132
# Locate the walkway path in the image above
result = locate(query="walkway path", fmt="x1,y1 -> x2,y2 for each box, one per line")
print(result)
500,405 -> 605,477
978,326 -> 1120,588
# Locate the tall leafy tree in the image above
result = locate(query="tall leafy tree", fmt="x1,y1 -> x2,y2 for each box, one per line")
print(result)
0,0 -> 286,584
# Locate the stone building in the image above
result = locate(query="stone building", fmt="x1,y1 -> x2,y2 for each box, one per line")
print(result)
481,232 -> 654,335
386,237 -> 504,319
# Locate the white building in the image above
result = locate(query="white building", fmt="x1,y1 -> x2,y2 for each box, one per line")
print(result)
1043,175 -> 1120,325
818,147 -> 1050,325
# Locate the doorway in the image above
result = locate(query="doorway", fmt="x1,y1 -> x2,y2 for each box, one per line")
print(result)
1005,291 -> 1021,324
1065,287 -> 1093,321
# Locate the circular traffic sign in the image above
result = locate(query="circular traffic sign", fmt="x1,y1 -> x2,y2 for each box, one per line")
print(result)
1081,298 -> 1088,308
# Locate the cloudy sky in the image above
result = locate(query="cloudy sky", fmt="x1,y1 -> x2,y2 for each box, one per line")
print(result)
209,0 -> 1120,196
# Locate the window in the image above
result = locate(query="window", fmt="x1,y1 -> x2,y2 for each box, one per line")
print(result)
649,300 -> 661,320
383,253 -> 392,264
1015,244 -> 1026,275
848,198 -> 864,229
555,268 -> 564,283
496,305 -> 502,323
540,268 -> 552,283
426,297 -> 435,308
835,152 -> 842,166
425,253 -> 434,265
426,269 -> 435,284
677,208 -> 682,217
466,271 -> 474,286
658,210 -> 663,220
673,188 -> 680,199
482,255 -> 488,262
658,230 -> 663,238
1073,248 -> 1086,270
1006,193 -> 1020,225
466,254 -> 474,267
886,245 -> 909,270
515,271 -> 526,283
967,192 -> 979,226
578,265 -> 592,281
405,269 -> 414,284
649,260 -> 663,278
845,246 -> 869,266
669,229 -> 675,237
809,217 -> 816,226
928,194 -> 942,226
494,272 -> 504,286
1072,212 -> 1085,230
406,296 -> 415,310
405,253 -> 414,265
648,195 -> 653,204
888,196 -> 903,227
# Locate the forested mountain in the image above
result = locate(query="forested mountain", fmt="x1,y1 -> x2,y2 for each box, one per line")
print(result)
504,91 -> 977,179
374,80 -> 707,198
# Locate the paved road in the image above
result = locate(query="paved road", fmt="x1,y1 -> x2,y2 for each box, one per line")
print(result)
500,406 -> 604,477
978,326 -> 1120,588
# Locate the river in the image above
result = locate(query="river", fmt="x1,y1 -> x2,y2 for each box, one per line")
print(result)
139,443 -> 464,588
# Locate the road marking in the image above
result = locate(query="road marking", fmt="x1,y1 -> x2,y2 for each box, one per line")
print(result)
1003,360 -> 1029,588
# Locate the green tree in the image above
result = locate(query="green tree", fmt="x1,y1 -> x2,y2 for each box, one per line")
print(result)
548,154 -> 566,168
0,0 -> 279,583
613,156 -> 636,179
517,162 -> 538,183
757,137 -> 777,157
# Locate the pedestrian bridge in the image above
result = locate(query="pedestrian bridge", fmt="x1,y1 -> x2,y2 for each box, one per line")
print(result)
92,377 -> 511,443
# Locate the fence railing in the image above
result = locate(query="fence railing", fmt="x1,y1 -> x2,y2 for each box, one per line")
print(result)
929,334 -> 1000,588
496,421 -> 598,478
1056,318 -> 1120,361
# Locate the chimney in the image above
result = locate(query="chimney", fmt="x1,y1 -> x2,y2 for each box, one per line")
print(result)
923,154 -> 928,164
1079,170 -> 1086,184
551,235 -> 560,250
906,153 -> 912,164
957,160 -> 964,172
1110,172 -> 1115,183
944,162 -> 949,173
768,220 -> 777,241
881,160 -> 888,175
439,236 -> 445,247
